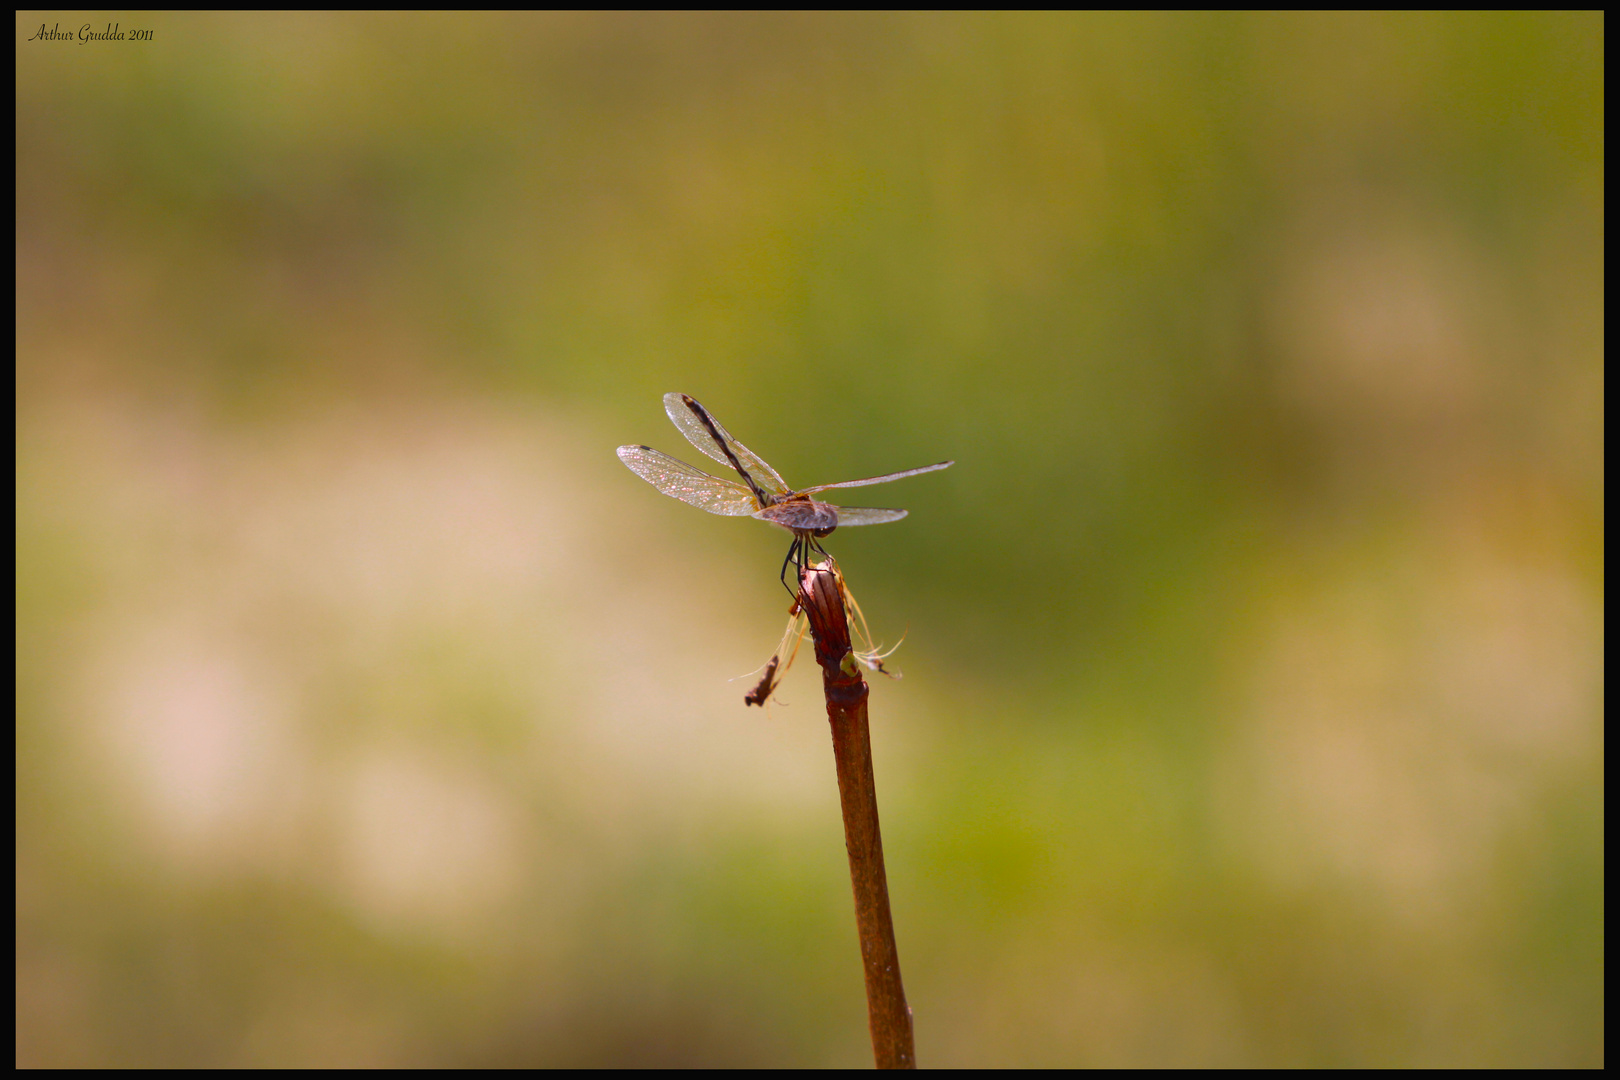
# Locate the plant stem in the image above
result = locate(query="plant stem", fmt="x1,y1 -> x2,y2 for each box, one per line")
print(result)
800,563 -> 916,1070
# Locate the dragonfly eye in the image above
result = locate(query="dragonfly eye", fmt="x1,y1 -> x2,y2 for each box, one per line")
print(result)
813,526 -> 837,538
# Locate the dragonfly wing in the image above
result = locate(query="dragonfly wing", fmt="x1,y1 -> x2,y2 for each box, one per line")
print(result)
754,500 -> 839,533
798,460 -> 953,494
829,506 -> 910,527
663,393 -> 792,498
617,445 -> 761,516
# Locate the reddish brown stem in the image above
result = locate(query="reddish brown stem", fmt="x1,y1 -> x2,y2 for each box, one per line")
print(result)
800,564 -> 916,1070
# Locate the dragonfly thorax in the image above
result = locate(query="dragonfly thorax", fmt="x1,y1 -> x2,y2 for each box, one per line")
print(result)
755,495 -> 839,537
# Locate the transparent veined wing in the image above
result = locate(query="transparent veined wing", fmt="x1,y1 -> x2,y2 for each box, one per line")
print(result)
616,445 -> 762,516
827,506 -> 911,527
663,393 -> 792,498
754,500 -> 840,533
797,460 -> 953,495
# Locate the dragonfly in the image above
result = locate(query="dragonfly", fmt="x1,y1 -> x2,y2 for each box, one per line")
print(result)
618,393 -> 953,589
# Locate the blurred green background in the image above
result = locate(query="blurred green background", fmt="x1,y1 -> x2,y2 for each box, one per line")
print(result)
16,12 -> 1603,1067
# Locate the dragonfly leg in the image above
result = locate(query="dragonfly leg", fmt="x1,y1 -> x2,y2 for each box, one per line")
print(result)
778,536 -> 804,598
779,532 -> 833,598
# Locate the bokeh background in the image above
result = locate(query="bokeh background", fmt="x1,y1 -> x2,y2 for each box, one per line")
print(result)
16,12 -> 1603,1067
